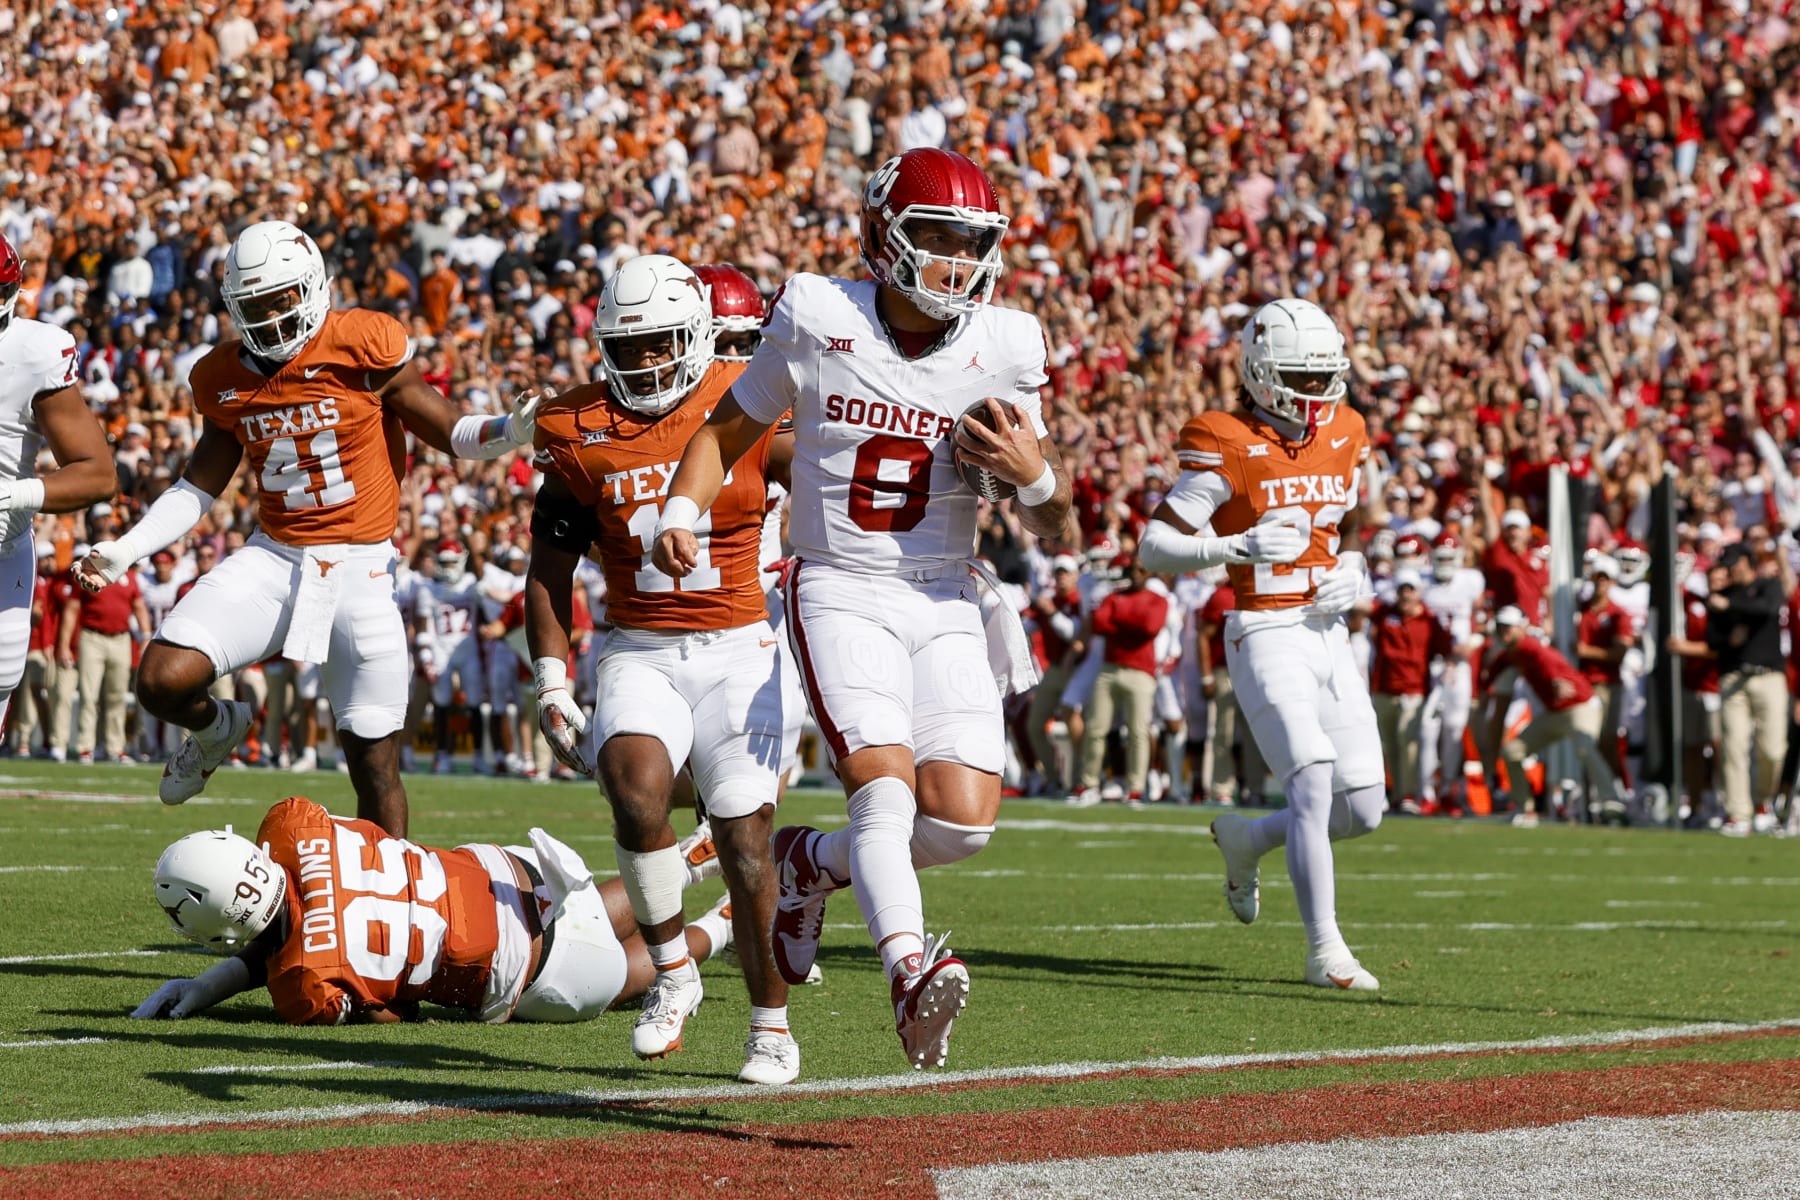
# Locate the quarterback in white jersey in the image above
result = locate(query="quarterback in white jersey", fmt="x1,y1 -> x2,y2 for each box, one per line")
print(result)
1139,298 -> 1387,993
0,234 -> 118,729
654,148 -> 1073,1070
1418,534 -> 1485,807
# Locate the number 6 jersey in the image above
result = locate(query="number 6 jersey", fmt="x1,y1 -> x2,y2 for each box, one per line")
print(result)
190,309 -> 410,546
732,272 -> 1050,575
1169,406 -> 1370,612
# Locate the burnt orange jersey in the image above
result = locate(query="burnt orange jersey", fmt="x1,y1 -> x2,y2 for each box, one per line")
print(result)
1175,405 -> 1370,611
191,310 -> 410,546
533,362 -> 776,632
256,798 -> 534,1025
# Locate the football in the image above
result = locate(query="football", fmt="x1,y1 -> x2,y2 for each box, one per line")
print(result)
954,398 -> 1020,503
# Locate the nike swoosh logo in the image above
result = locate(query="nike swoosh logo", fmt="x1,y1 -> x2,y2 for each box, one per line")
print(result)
369,570 -> 387,579
1326,973 -> 1356,989
1331,437 -> 1350,449
304,366 -> 323,379
759,639 -> 777,648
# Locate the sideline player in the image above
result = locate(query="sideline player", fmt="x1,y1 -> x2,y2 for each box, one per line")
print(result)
76,221 -> 536,835
525,254 -> 799,1084
0,234 -> 119,728
653,148 -> 1074,1067
1139,298 -> 1386,992
1418,533 -> 1484,811
132,797 -> 727,1025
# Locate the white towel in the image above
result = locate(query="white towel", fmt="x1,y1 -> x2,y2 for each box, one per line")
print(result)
527,826 -> 596,925
969,559 -> 1041,697
281,547 -> 346,665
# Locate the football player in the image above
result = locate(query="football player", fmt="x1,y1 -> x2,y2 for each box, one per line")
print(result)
1139,298 -> 1387,992
526,255 -> 800,1084
654,149 -> 1073,1069
417,539 -> 487,775
0,234 -> 119,733
132,797 -> 729,1025
76,222 -> 537,836
1418,533 -> 1485,811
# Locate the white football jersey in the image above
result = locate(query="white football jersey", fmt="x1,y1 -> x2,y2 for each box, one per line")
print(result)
0,318 -> 78,546
139,574 -> 183,632
420,574 -> 479,643
1421,568 -> 1485,643
733,273 -> 1050,574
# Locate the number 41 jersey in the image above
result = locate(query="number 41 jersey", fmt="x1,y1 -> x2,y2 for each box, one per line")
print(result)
1174,406 -> 1370,612
733,272 -> 1050,575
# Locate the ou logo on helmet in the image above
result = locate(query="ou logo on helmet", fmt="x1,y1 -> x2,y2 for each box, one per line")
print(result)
866,157 -> 903,211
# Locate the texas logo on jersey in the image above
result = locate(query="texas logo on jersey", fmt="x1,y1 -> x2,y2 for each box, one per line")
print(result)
190,310 -> 411,547
1177,406 -> 1370,611
533,361 -> 776,632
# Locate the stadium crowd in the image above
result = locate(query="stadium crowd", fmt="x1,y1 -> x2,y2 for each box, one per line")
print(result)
3,0 -> 1799,831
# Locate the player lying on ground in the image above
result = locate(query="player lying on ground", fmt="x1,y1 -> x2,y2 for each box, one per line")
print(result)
133,796 -> 729,1025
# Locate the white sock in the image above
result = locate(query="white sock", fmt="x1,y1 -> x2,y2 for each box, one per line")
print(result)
689,910 -> 732,961
199,699 -> 234,744
1246,809 -> 1289,858
749,1004 -> 789,1033
1284,762 -> 1344,953
846,777 -> 923,949
879,933 -> 926,981
647,936 -> 693,975
810,827 -> 852,884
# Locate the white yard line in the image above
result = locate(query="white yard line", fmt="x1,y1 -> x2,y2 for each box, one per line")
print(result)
0,865 -> 126,874
0,1038 -> 110,1050
188,1061 -> 404,1076
0,948 -> 199,965
820,917 -> 1791,934
3,1018 -> 1795,1139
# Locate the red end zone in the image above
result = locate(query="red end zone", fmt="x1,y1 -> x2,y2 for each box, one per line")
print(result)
4,1058 -> 1797,1200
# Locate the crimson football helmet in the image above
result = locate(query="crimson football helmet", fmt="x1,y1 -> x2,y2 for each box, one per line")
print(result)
1395,533 -> 1428,570
860,148 -> 1008,321
0,232 -> 22,335
1431,533 -> 1463,582
694,263 -> 765,362
435,539 -> 468,577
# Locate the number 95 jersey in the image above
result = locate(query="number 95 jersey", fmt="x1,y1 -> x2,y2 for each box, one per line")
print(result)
1171,407 -> 1370,612
190,310 -> 410,546
732,272 -> 1050,575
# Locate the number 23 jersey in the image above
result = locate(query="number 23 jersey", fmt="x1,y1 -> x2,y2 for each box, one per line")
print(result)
1170,406 -> 1370,612
732,272 -> 1050,575
190,310 -> 410,546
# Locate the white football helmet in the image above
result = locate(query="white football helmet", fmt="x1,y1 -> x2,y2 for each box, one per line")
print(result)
591,254 -> 712,416
221,220 -> 331,363
1615,543 -> 1650,587
1239,299 -> 1351,433
1431,534 -> 1464,582
154,828 -> 287,952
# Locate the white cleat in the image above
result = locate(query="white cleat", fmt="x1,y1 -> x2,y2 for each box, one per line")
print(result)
632,967 -> 703,1060
159,702 -> 253,806
737,1028 -> 801,1085
893,931 -> 970,1070
1510,811 -> 1540,829
1210,813 -> 1261,925
1305,951 -> 1380,992
678,819 -> 721,886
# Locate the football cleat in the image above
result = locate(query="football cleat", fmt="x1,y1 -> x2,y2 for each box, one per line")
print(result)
893,931 -> 970,1070
679,819 -> 721,886
1510,811 -> 1540,829
771,826 -> 840,986
1305,950 -> 1379,992
631,967 -> 703,1060
1210,812 -> 1261,925
159,702 -> 253,806
737,1028 -> 801,1085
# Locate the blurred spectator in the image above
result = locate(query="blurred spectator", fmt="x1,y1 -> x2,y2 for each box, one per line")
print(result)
10,543 -> 63,757
1707,544 -> 1791,836
1370,571 -> 1457,813
1024,555 -> 1083,795
62,555 -> 149,765
1071,560 -> 1167,807
1575,557 -> 1635,780
1667,562 -> 1728,823
1196,578 -> 1265,806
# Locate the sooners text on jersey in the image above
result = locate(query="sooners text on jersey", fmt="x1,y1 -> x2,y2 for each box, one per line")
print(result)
731,272 -> 1050,574
533,361 -> 774,631
256,797 -> 537,1024
191,310 -> 411,546
1177,406 -> 1370,611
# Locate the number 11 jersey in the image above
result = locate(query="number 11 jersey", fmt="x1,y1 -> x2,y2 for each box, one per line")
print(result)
190,309 -> 410,546
732,272 -> 1050,575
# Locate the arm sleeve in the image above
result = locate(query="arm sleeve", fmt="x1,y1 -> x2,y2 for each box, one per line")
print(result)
733,277 -> 803,424
111,479 -> 215,563
1160,468 -> 1233,532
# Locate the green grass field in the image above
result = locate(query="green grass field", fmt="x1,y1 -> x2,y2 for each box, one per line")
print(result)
1,762 -> 1796,1183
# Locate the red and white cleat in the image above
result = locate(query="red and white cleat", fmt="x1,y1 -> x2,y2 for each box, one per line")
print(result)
771,825 -> 840,986
893,931 -> 970,1070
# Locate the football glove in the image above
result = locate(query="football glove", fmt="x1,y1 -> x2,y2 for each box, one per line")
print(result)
130,956 -> 252,1020
76,540 -> 138,593
1308,551 -> 1368,616
1225,522 -> 1308,565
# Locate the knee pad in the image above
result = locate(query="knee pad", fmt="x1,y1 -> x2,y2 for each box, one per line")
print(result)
847,777 -> 917,847
1332,783 -> 1386,840
910,815 -> 993,869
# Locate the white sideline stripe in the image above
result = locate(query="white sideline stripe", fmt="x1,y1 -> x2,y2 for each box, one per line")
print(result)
0,865 -> 126,874
824,918 -> 1792,934
0,948 -> 199,965
0,1038 -> 110,1050
4,1018 -> 1796,1139
933,1111 -> 1800,1200
0,789 -> 244,806
189,1061 -> 404,1076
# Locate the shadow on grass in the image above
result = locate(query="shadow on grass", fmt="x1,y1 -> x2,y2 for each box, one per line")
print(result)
814,943 -> 1231,990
